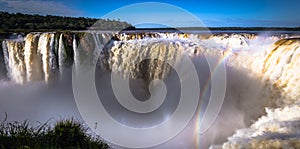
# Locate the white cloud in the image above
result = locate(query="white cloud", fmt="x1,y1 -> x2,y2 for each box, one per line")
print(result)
0,0 -> 82,16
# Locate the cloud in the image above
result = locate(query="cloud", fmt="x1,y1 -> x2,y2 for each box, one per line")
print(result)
0,0 -> 82,16
201,17 -> 300,27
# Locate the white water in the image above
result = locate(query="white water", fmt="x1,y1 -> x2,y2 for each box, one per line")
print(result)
58,34 -> 65,78
2,33 -> 57,84
24,33 -> 42,82
2,39 -> 26,84
223,104 -> 300,148
222,38 -> 300,149
38,33 -> 54,83
0,32 -> 300,148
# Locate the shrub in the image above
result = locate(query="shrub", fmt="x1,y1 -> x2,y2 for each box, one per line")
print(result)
0,115 -> 109,149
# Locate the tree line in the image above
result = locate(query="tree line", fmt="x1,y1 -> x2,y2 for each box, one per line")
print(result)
0,11 -> 134,33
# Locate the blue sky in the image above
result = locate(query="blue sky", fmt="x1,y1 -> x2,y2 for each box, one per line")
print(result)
0,0 -> 300,27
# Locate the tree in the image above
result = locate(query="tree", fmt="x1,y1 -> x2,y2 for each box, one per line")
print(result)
0,11 -> 135,32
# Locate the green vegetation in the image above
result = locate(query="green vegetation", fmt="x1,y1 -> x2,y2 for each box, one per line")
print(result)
0,115 -> 109,149
0,11 -> 134,33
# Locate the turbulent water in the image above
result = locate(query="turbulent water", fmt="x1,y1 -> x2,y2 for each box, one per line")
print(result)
222,37 -> 300,149
0,31 -> 300,148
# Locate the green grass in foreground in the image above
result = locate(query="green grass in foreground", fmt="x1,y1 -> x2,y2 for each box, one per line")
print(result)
0,115 -> 109,149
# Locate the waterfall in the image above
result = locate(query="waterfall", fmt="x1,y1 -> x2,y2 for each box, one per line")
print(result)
92,33 -> 103,65
2,40 -> 9,79
2,33 -> 58,84
1,32 -> 299,106
103,39 -> 185,82
24,33 -> 42,82
58,34 -> 65,77
72,34 -> 78,67
2,39 -> 26,84
1,31 -> 300,148
221,38 -> 300,149
262,38 -> 300,107
37,33 -> 56,83
0,40 -> 7,79
2,32 -> 299,103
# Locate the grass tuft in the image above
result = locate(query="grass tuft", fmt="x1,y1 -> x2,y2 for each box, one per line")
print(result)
0,114 -> 109,149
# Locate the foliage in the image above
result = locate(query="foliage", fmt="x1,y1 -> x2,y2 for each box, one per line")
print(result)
0,115 -> 109,149
0,11 -> 134,33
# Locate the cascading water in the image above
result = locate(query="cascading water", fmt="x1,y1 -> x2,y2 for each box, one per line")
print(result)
0,31 -> 299,148
58,34 -> 65,77
38,33 -> 55,83
3,39 -> 26,84
3,33 -> 59,84
222,38 -> 300,149
262,38 -> 300,106
103,39 -> 184,81
24,33 -> 42,82
72,34 -> 78,67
